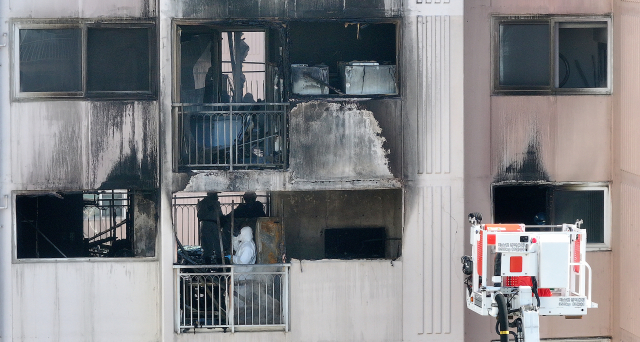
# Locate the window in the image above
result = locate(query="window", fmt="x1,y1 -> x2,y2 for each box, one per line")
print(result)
178,24 -> 282,104
14,20 -> 156,99
289,21 -> 398,96
493,16 -> 611,94
492,184 -> 610,249
16,190 -> 157,259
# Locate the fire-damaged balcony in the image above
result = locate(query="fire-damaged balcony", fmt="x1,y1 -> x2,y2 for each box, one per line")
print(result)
174,264 -> 290,332
173,103 -> 288,170
172,192 -> 290,332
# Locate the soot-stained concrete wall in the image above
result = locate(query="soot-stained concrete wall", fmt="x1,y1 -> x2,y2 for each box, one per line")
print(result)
289,101 -> 398,182
176,0 -> 401,19
11,101 -> 158,190
132,190 -> 158,257
271,189 -> 402,260
8,0 -> 155,18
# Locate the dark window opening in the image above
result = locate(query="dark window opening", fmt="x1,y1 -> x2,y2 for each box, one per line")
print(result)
493,184 -> 606,244
273,189 -> 402,260
288,21 -> 397,96
16,190 -> 157,259
324,227 -> 386,259
179,25 -> 283,104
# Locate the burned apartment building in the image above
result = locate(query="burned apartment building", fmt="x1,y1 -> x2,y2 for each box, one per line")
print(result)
3,0 -> 639,341
3,0 -> 640,341
0,0 -> 465,341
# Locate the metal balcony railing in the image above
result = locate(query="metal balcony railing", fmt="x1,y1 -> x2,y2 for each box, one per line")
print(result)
173,103 -> 288,170
174,264 -> 290,333
172,193 -> 270,248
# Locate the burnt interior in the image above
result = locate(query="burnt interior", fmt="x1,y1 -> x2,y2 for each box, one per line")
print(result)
288,21 -> 397,94
493,184 -> 605,243
16,190 -> 157,259
172,189 -> 402,263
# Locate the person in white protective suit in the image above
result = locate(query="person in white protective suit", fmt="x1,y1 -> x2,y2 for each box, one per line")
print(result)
232,226 -> 256,265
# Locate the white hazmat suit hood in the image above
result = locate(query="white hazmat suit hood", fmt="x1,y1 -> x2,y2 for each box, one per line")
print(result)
233,226 -> 256,265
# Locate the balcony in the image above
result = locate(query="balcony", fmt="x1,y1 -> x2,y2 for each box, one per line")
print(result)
174,103 -> 288,170
174,264 -> 290,333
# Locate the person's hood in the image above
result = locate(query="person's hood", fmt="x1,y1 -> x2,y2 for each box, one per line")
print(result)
238,226 -> 253,243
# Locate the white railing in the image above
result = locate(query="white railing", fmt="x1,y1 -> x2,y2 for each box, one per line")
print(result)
174,264 -> 290,333
173,103 -> 288,170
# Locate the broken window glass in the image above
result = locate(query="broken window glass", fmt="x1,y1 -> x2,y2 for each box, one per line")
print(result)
16,190 -> 157,259
221,31 -> 266,103
19,28 -> 82,92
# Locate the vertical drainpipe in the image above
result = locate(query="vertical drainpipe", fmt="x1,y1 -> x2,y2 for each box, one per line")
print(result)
0,0 -> 11,339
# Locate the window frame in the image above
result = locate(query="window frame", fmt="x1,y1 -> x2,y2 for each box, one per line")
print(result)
12,190 -> 158,262
492,15 -> 612,95
12,19 -> 157,100
491,182 -> 611,251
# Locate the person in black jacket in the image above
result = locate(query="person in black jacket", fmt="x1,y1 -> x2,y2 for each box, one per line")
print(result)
227,191 -> 266,234
197,192 -> 229,264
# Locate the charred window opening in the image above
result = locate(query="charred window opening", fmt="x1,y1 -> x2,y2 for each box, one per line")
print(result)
274,189 -> 402,260
175,23 -> 287,170
493,184 -> 608,246
324,227 -> 386,259
14,20 -> 156,99
172,189 -> 402,263
173,191 -> 274,265
178,24 -> 284,104
289,21 -> 397,96
494,16 -> 610,94
16,190 -> 157,259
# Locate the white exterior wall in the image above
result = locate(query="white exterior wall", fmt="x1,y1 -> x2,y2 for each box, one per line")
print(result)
170,260 -> 403,342
12,261 -> 160,342
402,1 -> 465,342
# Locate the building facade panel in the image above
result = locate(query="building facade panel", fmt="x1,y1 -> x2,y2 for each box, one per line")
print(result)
12,261 -> 160,342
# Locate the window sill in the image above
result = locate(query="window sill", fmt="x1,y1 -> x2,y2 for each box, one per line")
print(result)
586,244 -> 611,252
492,89 -> 612,96
13,257 -> 158,264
